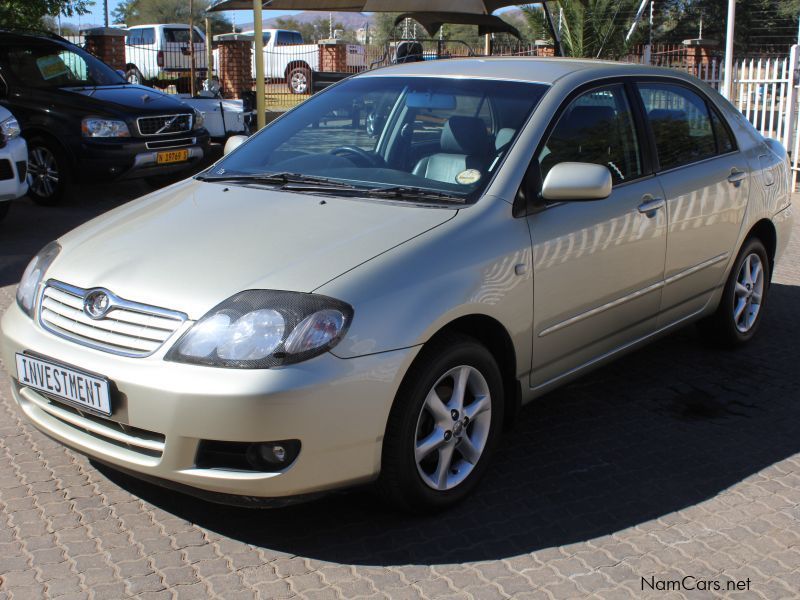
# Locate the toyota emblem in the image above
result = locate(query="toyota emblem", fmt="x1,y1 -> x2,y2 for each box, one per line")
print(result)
83,290 -> 111,320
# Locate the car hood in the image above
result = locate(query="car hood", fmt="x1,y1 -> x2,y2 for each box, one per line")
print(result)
65,84 -> 191,114
52,179 -> 457,319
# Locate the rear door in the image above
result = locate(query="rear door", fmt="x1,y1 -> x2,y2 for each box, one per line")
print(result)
162,26 -> 207,74
636,81 -> 747,327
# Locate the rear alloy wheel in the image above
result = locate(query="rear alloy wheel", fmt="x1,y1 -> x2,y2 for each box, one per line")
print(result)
27,138 -> 69,205
698,237 -> 770,346
287,66 -> 311,95
378,333 -> 504,512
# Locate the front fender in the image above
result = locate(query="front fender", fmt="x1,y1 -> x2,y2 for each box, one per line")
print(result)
316,196 -> 534,379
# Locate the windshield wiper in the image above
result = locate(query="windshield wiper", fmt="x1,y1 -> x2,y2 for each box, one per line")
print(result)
363,186 -> 466,204
196,171 -> 359,189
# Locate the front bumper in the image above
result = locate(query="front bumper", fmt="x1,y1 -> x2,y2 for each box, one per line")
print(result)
0,136 -> 28,201
73,131 -> 210,182
1,301 -> 418,501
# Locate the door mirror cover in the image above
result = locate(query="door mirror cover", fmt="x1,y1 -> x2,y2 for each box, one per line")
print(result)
542,162 -> 612,201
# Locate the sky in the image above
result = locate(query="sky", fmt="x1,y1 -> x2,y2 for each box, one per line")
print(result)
71,3 -> 302,27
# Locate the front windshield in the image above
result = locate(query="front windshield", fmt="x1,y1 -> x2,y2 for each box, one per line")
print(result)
3,43 -> 125,88
213,76 -> 548,201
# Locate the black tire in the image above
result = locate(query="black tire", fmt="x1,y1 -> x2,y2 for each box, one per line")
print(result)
0,201 -> 9,222
377,332 -> 504,513
27,136 -> 71,206
698,237 -> 770,347
287,66 -> 311,95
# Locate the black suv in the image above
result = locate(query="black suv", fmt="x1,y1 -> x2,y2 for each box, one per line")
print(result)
0,31 -> 210,204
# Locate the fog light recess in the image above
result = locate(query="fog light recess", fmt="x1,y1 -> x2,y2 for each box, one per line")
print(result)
195,439 -> 301,472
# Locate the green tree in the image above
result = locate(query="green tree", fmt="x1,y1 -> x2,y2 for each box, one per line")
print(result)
0,0 -> 91,29
522,0 -> 642,58
112,0 -> 231,35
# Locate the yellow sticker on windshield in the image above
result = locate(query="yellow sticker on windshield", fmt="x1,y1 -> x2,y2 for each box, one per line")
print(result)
36,55 -> 69,80
456,169 -> 481,185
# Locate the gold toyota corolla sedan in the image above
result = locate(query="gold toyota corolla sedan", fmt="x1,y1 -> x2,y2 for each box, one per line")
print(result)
2,58 -> 793,512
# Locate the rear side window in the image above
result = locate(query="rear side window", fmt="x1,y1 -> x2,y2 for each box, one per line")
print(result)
128,28 -> 155,45
710,108 -> 736,154
638,83 -> 716,171
276,31 -> 294,45
164,28 -> 203,43
539,84 -> 642,185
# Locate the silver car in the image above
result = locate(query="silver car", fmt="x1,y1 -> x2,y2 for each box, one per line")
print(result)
2,59 -> 792,512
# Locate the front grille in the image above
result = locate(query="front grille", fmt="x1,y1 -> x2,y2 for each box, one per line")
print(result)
145,137 -> 195,150
137,113 -> 193,136
39,280 -> 187,357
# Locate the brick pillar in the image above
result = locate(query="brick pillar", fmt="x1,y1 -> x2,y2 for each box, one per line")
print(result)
319,41 -> 348,72
216,35 -> 253,99
82,27 -> 126,71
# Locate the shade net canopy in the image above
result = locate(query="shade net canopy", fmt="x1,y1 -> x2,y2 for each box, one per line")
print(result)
208,0 -> 522,14
393,12 -> 521,38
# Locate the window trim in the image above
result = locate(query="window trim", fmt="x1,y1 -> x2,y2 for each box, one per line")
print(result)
531,79 -> 654,196
633,77 -> 740,175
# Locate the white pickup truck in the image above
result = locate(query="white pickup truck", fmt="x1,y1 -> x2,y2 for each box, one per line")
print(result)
238,29 -> 365,94
124,24 -> 208,85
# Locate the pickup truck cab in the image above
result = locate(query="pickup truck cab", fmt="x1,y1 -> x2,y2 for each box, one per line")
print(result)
124,24 -> 207,86
240,28 -> 365,94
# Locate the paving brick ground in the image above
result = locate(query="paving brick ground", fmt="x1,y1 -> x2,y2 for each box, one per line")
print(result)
0,192 -> 799,599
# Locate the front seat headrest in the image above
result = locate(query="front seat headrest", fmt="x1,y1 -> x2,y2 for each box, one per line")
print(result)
440,116 -> 493,156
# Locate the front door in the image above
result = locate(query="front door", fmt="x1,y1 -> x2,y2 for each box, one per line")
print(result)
528,83 -> 668,388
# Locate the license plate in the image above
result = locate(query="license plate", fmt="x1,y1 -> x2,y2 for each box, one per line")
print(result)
15,353 -> 112,416
157,149 -> 189,164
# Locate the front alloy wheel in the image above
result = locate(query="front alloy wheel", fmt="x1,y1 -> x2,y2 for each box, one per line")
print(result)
27,138 -> 68,205
378,333 -> 504,512
415,365 -> 492,491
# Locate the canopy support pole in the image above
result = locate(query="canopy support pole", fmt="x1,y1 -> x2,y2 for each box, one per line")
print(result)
541,1 -> 565,57
722,0 -> 735,100
205,17 -> 213,89
253,0 -> 266,130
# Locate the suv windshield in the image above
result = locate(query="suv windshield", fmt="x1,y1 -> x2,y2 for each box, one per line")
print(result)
2,42 -> 125,88
211,76 -> 548,202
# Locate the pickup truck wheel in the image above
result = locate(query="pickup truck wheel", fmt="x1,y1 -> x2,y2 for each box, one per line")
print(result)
27,137 -> 70,205
126,67 -> 143,85
287,67 -> 311,94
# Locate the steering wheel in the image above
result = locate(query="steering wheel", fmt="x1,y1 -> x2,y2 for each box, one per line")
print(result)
330,146 -> 384,168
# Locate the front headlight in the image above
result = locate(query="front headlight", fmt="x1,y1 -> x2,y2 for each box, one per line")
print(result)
0,116 -> 21,140
81,118 -> 130,138
17,241 -> 61,318
166,290 -> 352,368
192,109 -> 204,129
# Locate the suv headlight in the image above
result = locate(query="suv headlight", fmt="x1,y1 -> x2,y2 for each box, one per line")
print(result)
166,290 -> 352,368
0,116 -> 21,141
193,109 -> 204,129
17,242 -> 61,318
81,118 -> 130,138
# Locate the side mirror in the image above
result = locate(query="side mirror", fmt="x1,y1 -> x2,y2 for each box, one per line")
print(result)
542,162 -> 612,201
224,135 -> 248,155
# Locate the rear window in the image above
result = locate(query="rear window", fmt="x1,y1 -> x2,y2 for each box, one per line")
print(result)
164,28 -> 203,44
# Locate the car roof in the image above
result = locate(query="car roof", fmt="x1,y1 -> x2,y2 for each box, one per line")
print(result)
359,56 -> 700,87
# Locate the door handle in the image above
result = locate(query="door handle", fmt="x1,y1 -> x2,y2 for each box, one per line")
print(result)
728,169 -> 747,186
638,196 -> 665,216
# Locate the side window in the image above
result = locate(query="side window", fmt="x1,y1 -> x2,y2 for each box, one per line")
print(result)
276,31 -> 293,46
129,28 -> 155,45
539,85 -> 642,185
638,83 -> 716,170
292,32 -> 303,44
710,107 -> 736,154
